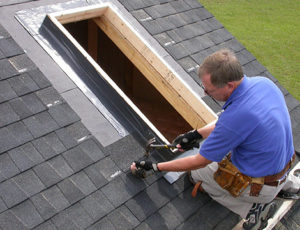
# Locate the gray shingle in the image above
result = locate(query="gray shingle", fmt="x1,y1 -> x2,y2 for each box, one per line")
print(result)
87,217 -> 115,230
131,9 -> 151,21
8,142 -> 44,171
166,42 -> 190,59
80,190 -> 114,221
0,80 -> 17,103
55,122 -> 90,149
184,0 -> 203,8
243,61 -> 261,77
141,19 -> 165,35
0,198 -> 7,213
105,135 -> 145,172
33,221 -> 57,230
33,161 -> 62,187
170,186 -> 211,220
80,138 -> 105,162
0,153 -> 19,181
0,37 -> 23,58
70,171 -> 97,196
125,190 -> 159,221
202,96 -> 222,113
154,32 -> 175,47
84,164 -> 108,189
0,48 -> 4,60
51,209 -> 80,230
145,202 -> 184,229
0,102 -> 20,127
86,157 -> 119,182
204,17 -> 223,30
31,193 -> 57,220
0,24 -> 10,38
7,121 -> 34,146
63,145 -> 94,172
41,185 -> 70,213
11,199 -> 43,229
8,54 -> 36,73
224,38 -> 243,52
178,56 -> 199,73
251,60 -> 267,74
48,103 -> 80,128
0,210 -> 27,230
144,3 -> 177,19
27,68 -> 51,89
0,178 -> 28,208
0,59 -> 18,80
101,176 -> 134,208
32,132 -> 66,160
58,178 -> 85,204
64,203 -> 93,229
23,111 -> 59,138
7,72 -> 39,96
165,14 -> 189,28
13,170 -> 45,197
9,93 -> 46,119
170,0 -> 192,12
285,94 -> 300,111
107,205 -> 140,230
35,87 -> 64,107
48,155 -> 74,179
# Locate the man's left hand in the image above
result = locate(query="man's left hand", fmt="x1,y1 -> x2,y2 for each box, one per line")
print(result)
133,160 -> 159,171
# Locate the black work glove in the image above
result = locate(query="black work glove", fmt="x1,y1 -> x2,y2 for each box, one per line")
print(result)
134,160 -> 159,171
173,130 -> 203,150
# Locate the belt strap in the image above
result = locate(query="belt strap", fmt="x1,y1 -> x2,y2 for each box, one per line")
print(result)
191,181 -> 205,197
250,153 -> 295,196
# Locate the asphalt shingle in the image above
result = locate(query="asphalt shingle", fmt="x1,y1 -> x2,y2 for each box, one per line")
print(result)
0,102 -> 20,127
33,161 -> 62,187
0,176 -> 28,208
48,155 -> 74,179
27,68 -> 51,89
0,210 -> 27,230
8,142 -> 44,172
0,79 -> 17,103
8,54 -> 36,73
64,202 -> 94,229
0,58 -> 18,80
8,72 -> 40,96
23,111 -> 59,138
144,3 -> 177,19
0,37 -> 23,58
107,205 -> 140,230
32,132 -> 66,160
35,87 -> 64,107
0,153 -> 19,182
13,169 -> 45,197
11,199 -> 43,229
80,190 -> 114,221
58,177 -> 85,205
55,121 -> 90,149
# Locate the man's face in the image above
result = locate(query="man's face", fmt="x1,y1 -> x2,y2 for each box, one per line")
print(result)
201,73 -> 232,101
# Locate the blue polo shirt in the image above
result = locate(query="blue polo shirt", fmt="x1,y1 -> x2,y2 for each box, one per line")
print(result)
200,76 -> 294,177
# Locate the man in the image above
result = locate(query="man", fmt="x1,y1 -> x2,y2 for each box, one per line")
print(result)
131,49 -> 297,230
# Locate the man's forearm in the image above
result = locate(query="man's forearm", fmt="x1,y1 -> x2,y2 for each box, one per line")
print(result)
157,154 -> 212,172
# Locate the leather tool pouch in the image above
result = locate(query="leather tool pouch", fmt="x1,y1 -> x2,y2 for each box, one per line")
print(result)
214,157 -> 251,197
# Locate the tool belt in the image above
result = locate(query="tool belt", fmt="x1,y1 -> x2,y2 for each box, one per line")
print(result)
214,153 -> 295,197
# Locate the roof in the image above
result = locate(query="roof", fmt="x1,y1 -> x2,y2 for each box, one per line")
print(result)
0,0 -> 299,229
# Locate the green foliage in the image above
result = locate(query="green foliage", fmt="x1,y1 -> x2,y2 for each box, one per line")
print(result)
200,0 -> 300,100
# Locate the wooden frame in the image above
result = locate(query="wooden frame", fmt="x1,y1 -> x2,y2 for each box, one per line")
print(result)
48,3 -> 217,143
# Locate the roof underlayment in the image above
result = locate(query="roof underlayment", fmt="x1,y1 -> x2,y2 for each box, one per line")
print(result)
0,0 -> 299,229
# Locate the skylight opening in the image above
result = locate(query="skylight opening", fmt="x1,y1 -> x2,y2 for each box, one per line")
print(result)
48,4 -> 216,143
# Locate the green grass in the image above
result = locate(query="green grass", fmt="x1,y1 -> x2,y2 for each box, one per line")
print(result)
200,0 -> 300,101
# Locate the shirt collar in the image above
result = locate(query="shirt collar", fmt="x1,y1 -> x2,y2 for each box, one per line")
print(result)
222,75 -> 249,110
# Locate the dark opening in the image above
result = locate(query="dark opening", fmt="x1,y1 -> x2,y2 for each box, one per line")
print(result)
64,19 -> 192,141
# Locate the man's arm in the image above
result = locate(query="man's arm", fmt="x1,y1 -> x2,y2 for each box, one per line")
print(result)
157,154 -> 212,172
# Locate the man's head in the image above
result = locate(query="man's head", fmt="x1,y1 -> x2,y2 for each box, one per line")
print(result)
198,49 -> 244,101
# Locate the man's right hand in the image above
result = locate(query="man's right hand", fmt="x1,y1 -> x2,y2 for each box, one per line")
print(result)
173,130 -> 203,151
